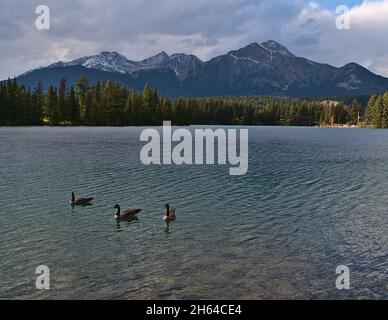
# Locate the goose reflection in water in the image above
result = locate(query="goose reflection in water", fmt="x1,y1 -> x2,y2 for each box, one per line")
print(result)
114,216 -> 139,232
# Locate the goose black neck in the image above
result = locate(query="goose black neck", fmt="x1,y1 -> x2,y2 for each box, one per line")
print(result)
116,206 -> 121,216
71,193 -> 75,201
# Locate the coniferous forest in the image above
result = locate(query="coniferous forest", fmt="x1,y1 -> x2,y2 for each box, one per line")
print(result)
364,92 -> 388,128
0,75 -> 384,127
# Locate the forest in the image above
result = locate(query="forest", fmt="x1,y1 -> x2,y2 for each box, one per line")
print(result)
364,92 -> 388,128
0,76 -> 374,127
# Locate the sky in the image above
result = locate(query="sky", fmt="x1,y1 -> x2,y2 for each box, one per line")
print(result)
1,0 -> 388,79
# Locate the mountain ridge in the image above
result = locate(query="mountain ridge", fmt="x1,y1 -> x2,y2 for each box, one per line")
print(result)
14,40 -> 388,97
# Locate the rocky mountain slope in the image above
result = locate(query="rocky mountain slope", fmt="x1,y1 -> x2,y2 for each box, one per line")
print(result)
15,40 -> 388,97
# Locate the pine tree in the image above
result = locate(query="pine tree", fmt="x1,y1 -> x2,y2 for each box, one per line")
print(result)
32,80 -> 44,124
47,85 -> 59,124
350,99 -> 361,125
365,95 -> 377,125
68,86 -> 79,123
382,92 -> 388,128
75,76 -> 90,123
58,78 -> 67,122
373,95 -> 384,128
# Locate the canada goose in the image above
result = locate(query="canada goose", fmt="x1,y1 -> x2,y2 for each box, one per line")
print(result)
163,203 -> 176,222
114,204 -> 142,220
70,192 -> 94,205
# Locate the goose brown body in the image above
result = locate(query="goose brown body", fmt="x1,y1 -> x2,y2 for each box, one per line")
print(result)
163,204 -> 176,222
70,192 -> 94,205
114,204 -> 142,220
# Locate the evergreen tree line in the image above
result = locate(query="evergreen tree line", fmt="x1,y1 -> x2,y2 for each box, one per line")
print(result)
0,76 -> 364,126
364,92 -> 388,128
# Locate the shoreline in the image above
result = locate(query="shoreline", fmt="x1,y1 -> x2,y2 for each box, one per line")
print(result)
0,124 -> 375,128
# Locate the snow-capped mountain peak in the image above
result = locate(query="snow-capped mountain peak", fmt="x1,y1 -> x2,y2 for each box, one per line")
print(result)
42,50 -> 203,79
140,51 -> 170,67
166,53 -> 203,79
19,40 -> 388,97
261,40 -> 295,57
47,51 -> 138,74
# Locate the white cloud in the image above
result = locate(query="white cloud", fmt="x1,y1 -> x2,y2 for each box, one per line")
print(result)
369,54 -> 388,75
1,0 -> 388,78
277,0 -> 388,76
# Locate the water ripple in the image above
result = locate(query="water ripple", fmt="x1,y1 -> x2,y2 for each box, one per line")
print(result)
0,126 -> 387,299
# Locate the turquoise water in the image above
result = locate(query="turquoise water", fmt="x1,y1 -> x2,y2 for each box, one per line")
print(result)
0,126 -> 387,299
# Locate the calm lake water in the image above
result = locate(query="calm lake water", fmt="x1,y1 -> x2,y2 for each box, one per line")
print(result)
0,126 -> 387,299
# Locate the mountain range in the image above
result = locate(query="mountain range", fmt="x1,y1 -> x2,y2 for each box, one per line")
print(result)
14,40 -> 388,97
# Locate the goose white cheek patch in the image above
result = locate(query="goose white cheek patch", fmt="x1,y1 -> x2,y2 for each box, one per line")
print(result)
140,121 -> 249,176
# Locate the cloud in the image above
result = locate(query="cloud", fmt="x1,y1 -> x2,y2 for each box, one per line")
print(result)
369,54 -> 388,75
1,0 -> 388,79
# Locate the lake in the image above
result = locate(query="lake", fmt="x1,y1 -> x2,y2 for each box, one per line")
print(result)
0,126 -> 387,299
